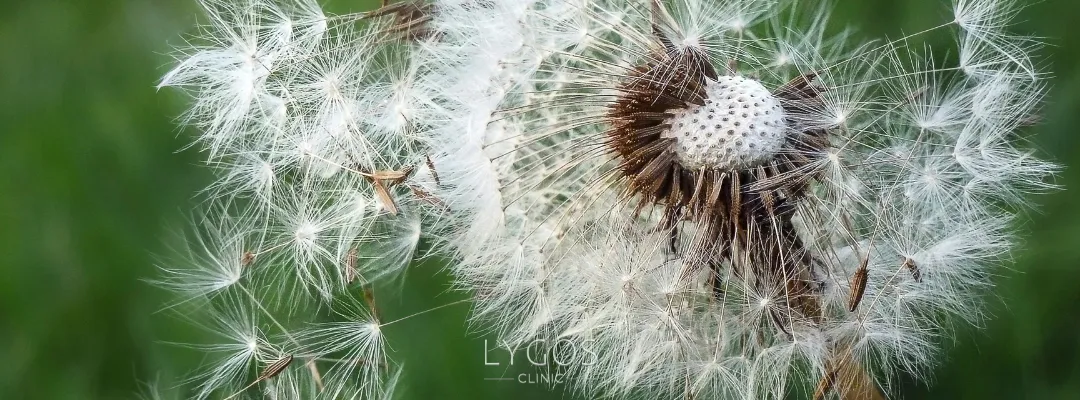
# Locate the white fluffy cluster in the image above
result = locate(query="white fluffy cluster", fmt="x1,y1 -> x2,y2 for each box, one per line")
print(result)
422,0 -> 1055,398
157,0 -> 1057,399
156,0 -> 431,398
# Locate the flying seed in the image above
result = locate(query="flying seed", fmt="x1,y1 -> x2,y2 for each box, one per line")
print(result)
371,168 -> 412,184
364,288 -> 381,321
426,155 -> 441,185
903,257 -> 921,282
371,179 -> 398,215
223,355 -> 294,400
367,0 -> 436,42
258,355 -> 294,383
848,254 -> 870,312
409,185 -> 449,211
813,366 -> 838,400
346,248 -> 359,284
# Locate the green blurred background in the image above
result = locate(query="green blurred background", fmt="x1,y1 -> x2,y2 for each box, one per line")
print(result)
1,0 -> 1078,399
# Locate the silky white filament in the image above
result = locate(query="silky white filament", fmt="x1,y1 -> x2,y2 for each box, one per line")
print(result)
155,0 -> 1057,399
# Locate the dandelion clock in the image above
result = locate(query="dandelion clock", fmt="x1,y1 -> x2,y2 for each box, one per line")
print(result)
157,0 -> 1057,399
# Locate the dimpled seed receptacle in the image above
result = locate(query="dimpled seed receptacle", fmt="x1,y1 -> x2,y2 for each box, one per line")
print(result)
662,75 -> 788,170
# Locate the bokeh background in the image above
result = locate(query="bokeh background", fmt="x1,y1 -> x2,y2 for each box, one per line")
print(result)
1,0 -> 1078,399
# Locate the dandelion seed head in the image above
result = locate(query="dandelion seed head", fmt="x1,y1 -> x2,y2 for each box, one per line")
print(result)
157,0 -> 1059,398
421,0 -> 1056,397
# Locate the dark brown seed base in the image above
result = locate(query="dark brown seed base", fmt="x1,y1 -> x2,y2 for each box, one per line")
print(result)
604,34 -> 831,319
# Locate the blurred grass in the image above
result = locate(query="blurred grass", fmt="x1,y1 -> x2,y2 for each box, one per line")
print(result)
1,0 -> 1079,399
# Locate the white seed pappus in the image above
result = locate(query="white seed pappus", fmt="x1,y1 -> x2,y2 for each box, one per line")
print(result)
154,0 -> 1059,399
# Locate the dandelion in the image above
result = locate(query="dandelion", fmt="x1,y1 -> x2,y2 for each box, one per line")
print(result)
157,0 -> 436,398
157,0 -> 1057,399
421,0 -> 1056,398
